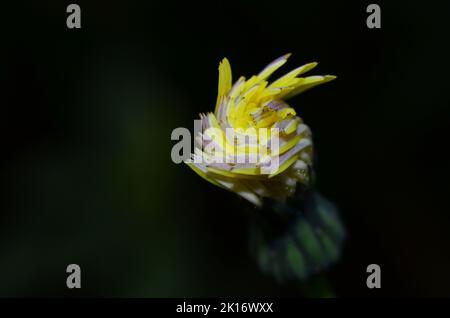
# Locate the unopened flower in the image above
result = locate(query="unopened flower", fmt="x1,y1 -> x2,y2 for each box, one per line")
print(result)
186,54 -> 335,206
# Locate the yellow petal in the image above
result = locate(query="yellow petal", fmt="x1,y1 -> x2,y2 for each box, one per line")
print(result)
269,62 -> 318,88
283,75 -> 336,99
257,53 -> 291,81
215,58 -> 232,114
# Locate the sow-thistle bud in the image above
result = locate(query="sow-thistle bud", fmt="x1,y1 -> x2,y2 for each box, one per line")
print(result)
184,54 -> 345,284
186,54 -> 335,207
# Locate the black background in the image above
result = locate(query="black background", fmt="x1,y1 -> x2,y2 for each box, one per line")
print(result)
2,1 -> 450,297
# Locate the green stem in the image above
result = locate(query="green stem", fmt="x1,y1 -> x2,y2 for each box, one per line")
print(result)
298,275 -> 336,298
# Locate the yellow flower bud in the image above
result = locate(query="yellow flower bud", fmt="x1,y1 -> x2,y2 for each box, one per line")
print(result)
185,54 -> 335,206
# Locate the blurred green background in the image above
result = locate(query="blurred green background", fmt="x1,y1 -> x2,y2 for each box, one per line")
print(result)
2,1 -> 450,297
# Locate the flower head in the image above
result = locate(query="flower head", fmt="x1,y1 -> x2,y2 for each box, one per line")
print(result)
186,54 -> 335,206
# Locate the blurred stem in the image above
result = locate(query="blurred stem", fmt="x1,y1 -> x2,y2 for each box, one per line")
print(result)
298,275 -> 335,298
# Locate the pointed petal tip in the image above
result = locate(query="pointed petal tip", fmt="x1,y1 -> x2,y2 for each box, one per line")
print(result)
218,57 -> 231,70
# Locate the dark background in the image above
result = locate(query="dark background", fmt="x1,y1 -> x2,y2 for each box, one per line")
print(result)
2,1 -> 450,297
